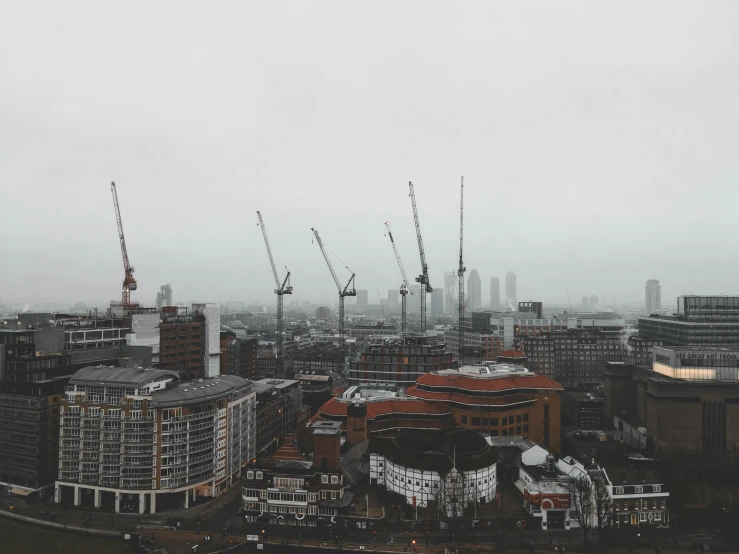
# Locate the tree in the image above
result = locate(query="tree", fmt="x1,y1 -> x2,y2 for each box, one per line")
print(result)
567,474 -> 612,545
437,469 -> 466,541
568,475 -> 595,544
693,483 -> 714,509
717,488 -> 738,512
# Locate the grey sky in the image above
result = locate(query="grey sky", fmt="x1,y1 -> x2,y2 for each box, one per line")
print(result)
2,1 -> 738,309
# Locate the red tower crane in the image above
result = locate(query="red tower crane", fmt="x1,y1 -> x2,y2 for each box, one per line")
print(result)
110,181 -> 138,307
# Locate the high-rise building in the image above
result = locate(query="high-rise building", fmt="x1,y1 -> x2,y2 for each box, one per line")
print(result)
220,332 -> 258,380
156,284 -> 173,310
388,289 -> 400,313
316,306 -> 332,320
505,271 -> 517,307
430,288 -> 443,316
409,284 -> 422,314
356,290 -> 368,313
490,277 -> 500,309
581,295 -> 589,310
589,295 -> 599,310
645,280 -> 661,314
467,269 -> 481,311
444,271 -> 457,316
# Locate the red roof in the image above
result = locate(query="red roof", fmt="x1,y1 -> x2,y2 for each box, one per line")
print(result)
413,372 -> 562,392
317,397 -> 449,420
500,349 -> 525,358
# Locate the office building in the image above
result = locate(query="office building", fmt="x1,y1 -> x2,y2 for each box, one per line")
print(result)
490,277 -> 500,310
387,289 -> 400,313
220,332 -> 258,380
580,296 -> 589,310
638,295 -> 739,347
409,285 -> 422,314
254,379 -> 306,456
561,391 -> 603,429
589,296 -> 599,309
521,328 -> 625,387
519,301 -> 543,319
645,280 -> 661,315
56,367 -> 256,513
316,306 -> 332,321
506,271 -> 517,307
467,269 -> 481,311
356,290 -> 368,314
347,335 -> 455,387
444,271 -> 457,316
430,288 -> 443,316
155,284 -> 173,310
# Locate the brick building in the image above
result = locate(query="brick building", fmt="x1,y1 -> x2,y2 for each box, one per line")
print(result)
606,467 -> 669,525
220,332 -> 258,380
561,391 -> 604,430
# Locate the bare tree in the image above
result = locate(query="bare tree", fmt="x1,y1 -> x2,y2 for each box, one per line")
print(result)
567,475 -> 595,544
437,470 -> 466,540
592,477 -> 613,541
693,483 -> 714,509
717,488 -> 736,512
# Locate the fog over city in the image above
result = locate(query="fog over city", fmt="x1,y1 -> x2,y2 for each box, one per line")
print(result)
2,1 -> 739,308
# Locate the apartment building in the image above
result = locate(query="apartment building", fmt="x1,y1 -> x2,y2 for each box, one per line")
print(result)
55,366 -> 255,514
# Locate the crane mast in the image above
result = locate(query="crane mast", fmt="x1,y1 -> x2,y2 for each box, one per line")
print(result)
311,228 -> 356,344
110,181 -> 138,307
257,211 -> 293,358
458,177 -> 466,365
408,181 -> 432,333
384,222 -> 411,335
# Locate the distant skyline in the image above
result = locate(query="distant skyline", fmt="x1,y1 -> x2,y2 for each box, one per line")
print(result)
2,2 -> 739,308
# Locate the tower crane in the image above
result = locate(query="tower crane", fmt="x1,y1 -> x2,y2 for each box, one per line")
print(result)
408,182 -> 432,333
458,176 -> 466,364
110,181 -> 138,307
257,211 -> 293,358
311,228 -> 356,344
384,222 -> 411,335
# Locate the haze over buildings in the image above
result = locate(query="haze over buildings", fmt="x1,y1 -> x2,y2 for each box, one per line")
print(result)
1,3 -> 737,309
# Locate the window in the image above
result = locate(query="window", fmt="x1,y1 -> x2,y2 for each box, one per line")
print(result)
331,491 -> 337,500
653,486 -> 661,493
256,471 -> 263,480
501,416 -> 508,426
516,426 -> 522,434
614,487 -> 624,494
247,471 -> 254,479
516,414 -> 522,423
634,486 -> 643,494
471,417 -> 480,426
490,418 -> 498,426
482,418 -> 488,425
331,475 -> 338,484
639,512 -> 647,522
660,499 -> 665,509
321,490 -> 327,499
654,512 -> 661,521
321,475 -> 329,484
523,424 -> 529,433
461,415 -> 468,424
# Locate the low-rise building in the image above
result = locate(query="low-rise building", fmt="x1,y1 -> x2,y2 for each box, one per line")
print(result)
242,421 -> 349,527
605,467 -> 669,526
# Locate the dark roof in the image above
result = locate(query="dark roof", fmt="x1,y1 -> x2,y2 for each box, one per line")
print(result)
274,460 -> 313,472
69,366 -> 179,387
152,375 -> 252,407
370,429 -> 497,476
319,490 -> 354,508
605,467 -> 664,487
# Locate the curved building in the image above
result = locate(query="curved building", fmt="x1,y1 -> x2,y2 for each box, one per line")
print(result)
56,366 -> 256,514
370,428 -> 497,514
406,364 -> 563,451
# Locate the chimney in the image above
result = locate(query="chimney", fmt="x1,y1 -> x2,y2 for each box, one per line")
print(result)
311,421 -> 342,471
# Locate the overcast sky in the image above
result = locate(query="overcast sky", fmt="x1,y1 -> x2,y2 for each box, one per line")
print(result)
2,1 -> 739,310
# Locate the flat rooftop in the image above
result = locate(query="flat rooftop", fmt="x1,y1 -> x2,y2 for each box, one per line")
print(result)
69,366 -> 179,387
440,364 -> 531,377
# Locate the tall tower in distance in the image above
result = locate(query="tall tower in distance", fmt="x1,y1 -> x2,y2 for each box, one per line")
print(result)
467,270 -> 481,311
505,271 -> 517,308
444,271 -> 456,316
156,284 -> 172,310
356,290 -> 368,313
490,277 -> 500,309
645,279 -> 661,314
